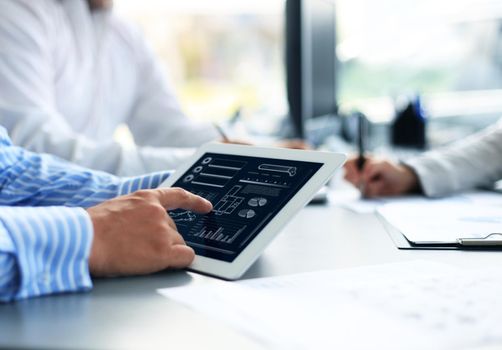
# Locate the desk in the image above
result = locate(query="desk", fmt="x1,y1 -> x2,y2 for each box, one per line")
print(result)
2,194 -> 502,349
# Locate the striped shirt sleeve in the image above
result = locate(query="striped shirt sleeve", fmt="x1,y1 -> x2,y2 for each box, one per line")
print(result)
117,171 -> 172,196
0,169 -> 171,302
0,131 -> 171,208
0,206 -> 93,302
0,127 -> 172,301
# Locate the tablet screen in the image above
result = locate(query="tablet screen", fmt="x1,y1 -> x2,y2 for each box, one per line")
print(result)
168,153 -> 323,262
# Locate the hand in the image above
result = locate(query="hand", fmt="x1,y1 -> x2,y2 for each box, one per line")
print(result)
275,139 -> 312,150
221,138 -> 311,150
87,188 -> 212,277
344,156 -> 419,198
220,138 -> 253,145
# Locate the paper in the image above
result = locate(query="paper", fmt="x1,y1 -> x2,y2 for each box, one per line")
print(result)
377,192 -> 502,243
331,187 -> 502,215
335,195 -> 427,214
328,185 -> 391,213
336,197 -> 386,213
329,184 -> 436,214
159,261 -> 502,349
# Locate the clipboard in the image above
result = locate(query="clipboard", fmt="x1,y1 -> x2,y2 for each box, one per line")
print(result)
377,212 -> 502,251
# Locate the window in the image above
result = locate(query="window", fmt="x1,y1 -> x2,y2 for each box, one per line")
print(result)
115,0 -> 286,133
336,0 -> 502,125
116,0 -> 502,140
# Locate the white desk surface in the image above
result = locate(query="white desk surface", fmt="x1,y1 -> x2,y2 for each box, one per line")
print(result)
1,188 -> 502,350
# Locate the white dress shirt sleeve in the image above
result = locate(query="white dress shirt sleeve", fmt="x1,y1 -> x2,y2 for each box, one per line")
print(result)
0,104 -> 193,175
125,25 -> 220,148
0,1 -> 205,176
404,120 -> 502,197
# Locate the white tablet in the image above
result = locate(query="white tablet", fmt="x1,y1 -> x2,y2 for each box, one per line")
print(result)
159,143 -> 346,280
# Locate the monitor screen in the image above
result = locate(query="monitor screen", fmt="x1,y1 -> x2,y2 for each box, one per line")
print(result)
286,0 -> 338,139
168,153 -> 323,262
308,0 -> 338,118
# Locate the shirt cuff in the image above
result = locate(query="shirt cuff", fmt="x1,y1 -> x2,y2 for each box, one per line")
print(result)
403,154 -> 456,198
0,207 -> 94,302
118,171 -> 172,196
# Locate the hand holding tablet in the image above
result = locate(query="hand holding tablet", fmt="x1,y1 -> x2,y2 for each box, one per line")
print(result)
160,143 -> 346,279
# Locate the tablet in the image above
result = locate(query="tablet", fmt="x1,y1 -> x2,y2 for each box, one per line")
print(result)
159,143 -> 346,280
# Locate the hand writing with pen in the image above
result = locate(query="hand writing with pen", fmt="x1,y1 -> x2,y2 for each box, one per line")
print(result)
343,156 -> 420,198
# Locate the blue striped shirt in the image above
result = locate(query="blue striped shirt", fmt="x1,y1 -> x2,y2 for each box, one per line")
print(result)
0,127 -> 171,302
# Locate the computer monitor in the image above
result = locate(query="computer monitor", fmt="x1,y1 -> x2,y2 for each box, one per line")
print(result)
285,0 -> 338,139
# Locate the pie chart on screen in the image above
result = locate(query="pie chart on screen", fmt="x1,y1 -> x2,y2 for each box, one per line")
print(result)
248,197 -> 267,207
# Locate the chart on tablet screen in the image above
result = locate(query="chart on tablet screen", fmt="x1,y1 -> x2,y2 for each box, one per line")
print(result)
168,153 -> 322,261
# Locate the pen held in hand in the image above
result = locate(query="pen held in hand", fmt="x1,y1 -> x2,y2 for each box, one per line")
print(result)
356,155 -> 367,194
356,112 -> 368,193
213,123 -> 230,143
357,112 -> 367,169
356,154 -> 366,171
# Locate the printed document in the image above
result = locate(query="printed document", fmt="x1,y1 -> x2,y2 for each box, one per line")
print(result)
159,261 -> 502,349
377,192 -> 502,243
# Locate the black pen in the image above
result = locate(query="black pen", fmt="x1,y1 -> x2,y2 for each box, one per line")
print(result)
356,113 -> 367,194
213,123 -> 230,143
356,113 -> 367,171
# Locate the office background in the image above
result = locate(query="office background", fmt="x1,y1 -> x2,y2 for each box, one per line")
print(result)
2,1 -> 502,348
114,0 -> 502,147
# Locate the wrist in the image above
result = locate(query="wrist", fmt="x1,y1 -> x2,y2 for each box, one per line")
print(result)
86,208 -> 106,276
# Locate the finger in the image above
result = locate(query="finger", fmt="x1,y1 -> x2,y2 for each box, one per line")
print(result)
343,158 -> 357,173
343,157 -> 358,169
364,178 -> 385,198
154,188 -> 213,213
170,230 -> 186,245
167,244 -> 196,269
361,161 -> 384,184
343,161 -> 361,185
165,214 -> 177,230
228,139 -> 253,145
277,139 -> 312,150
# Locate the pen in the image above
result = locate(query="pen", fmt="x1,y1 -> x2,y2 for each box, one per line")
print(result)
213,122 -> 230,143
356,112 -> 367,171
356,113 -> 367,195
457,233 -> 502,247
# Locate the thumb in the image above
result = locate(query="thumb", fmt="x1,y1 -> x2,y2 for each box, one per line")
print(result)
166,244 -> 196,269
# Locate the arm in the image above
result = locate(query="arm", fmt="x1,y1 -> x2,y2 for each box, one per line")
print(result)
0,206 -> 93,302
124,22 -> 219,148
0,125 -> 168,301
344,121 -> 502,198
3,105 -> 194,174
0,127 -> 171,208
0,188 -> 213,303
0,127 -> 210,302
0,2 -> 193,175
404,121 -> 502,197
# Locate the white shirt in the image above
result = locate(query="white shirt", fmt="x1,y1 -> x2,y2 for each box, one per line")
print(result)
405,120 -> 502,197
0,0 -> 219,176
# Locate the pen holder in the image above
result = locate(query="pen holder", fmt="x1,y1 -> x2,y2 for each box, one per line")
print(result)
391,96 -> 427,149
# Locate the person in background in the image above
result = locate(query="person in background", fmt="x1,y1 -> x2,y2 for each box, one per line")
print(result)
0,125 -> 212,302
0,0 -> 306,177
344,121 -> 502,198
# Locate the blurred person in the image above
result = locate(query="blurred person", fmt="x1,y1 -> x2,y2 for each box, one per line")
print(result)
0,0 -> 307,177
344,121 -> 502,198
0,125 -> 212,302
